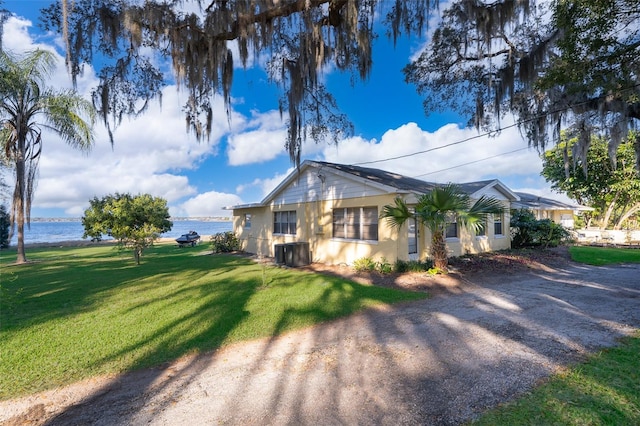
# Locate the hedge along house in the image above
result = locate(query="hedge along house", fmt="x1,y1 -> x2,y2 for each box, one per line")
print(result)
229,161 -> 520,266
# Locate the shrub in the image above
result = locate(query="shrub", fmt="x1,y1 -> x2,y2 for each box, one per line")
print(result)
353,257 -> 377,272
210,231 -> 241,253
377,257 -> 393,274
427,266 -> 445,275
356,257 -> 436,274
0,204 -> 9,249
510,208 -> 537,248
510,208 -> 572,248
394,259 -> 433,273
532,219 -> 572,248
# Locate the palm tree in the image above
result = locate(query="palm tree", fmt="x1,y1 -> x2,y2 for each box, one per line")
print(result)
0,49 -> 95,263
381,184 -> 506,272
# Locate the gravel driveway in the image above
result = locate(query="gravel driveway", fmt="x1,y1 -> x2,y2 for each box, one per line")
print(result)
3,257 -> 639,425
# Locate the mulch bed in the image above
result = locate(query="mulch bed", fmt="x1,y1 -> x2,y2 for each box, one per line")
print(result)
302,246 -> 574,297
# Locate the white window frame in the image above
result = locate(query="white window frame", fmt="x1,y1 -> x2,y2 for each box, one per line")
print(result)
476,219 -> 487,239
273,210 -> 296,235
494,214 -> 504,237
332,206 -> 378,241
445,213 -> 459,240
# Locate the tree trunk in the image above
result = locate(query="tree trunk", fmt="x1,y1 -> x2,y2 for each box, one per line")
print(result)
601,193 -> 619,230
430,230 -> 448,272
14,136 -> 27,264
614,203 -> 640,230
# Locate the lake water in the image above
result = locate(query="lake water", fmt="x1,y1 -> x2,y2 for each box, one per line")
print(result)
8,220 -> 233,245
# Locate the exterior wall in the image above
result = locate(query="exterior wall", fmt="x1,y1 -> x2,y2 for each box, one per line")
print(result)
234,194 -> 404,265
416,201 -> 512,259
232,206 -> 272,256
232,165 -> 404,264
529,208 -> 576,228
444,188 -> 513,256
313,193 -> 403,265
232,165 -> 515,266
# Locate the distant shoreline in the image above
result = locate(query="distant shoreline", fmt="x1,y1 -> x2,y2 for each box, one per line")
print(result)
28,217 -> 232,223
7,220 -> 232,247
13,236 -> 215,249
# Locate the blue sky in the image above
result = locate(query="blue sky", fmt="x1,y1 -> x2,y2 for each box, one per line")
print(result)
2,1 -> 566,218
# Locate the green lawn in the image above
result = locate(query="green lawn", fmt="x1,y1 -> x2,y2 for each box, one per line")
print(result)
0,244 -> 425,399
472,332 -> 640,425
569,245 -> 640,266
3,243 -> 638,422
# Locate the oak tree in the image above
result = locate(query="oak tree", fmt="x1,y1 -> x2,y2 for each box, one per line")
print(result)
7,0 -> 637,173
36,0 -> 437,163
405,0 -> 640,171
541,133 -> 640,230
82,193 -> 172,264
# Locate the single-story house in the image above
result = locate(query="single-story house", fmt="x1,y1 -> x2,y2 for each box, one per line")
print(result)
229,160 -> 519,266
512,192 -> 592,229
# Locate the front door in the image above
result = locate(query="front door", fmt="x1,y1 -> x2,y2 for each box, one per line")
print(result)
408,217 -> 418,260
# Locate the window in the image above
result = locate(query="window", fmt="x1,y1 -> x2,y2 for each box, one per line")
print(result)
274,210 -> 296,235
494,214 -> 503,236
408,217 -> 417,255
476,219 -> 486,237
332,207 -> 378,241
445,214 -> 458,238
244,214 -> 252,229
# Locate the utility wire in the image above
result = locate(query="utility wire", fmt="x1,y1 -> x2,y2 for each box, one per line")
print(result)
352,82 -> 640,168
412,147 -> 530,178
354,129 -> 503,166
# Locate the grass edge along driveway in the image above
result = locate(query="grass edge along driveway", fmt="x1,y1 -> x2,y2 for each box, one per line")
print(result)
472,331 -> 640,425
0,244 -> 425,399
472,245 -> 640,425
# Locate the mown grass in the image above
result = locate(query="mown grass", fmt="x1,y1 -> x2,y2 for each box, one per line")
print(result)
0,244 -> 425,400
471,332 -> 640,425
569,245 -> 640,266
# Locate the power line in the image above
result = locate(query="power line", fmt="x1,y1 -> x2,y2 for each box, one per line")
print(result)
352,82 -> 640,168
411,147 -> 530,178
352,129 -> 507,166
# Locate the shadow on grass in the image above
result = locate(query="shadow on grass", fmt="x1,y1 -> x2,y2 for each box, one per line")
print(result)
0,244 -> 422,406
0,245 -> 248,332
5,246 -> 639,425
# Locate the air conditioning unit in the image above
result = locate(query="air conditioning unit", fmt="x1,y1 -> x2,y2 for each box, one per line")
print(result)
274,244 -> 285,264
280,242 -> 310,267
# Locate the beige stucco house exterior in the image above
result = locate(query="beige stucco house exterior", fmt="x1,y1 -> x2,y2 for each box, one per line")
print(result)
229,161 -> 520,266
512,192 -> 592,229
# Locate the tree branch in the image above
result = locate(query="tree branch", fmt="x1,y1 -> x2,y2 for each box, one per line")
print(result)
208,0 -> 343,41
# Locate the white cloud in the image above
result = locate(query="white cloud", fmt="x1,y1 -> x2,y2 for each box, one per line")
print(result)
226,110 -> 288,165
33,85 -> 229,215
3,16 -> 38,52
1,15 -> 244,217
319,121 -> 544,184
176,191 -> 244,217
236,167 -> 294,198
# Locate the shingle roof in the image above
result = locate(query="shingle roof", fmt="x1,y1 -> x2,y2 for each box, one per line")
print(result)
313,161 -> 439,194
314,162 -> 509,197
513,192 -> 588,210
229,160 -> 518,210
457,180 -> 498,196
